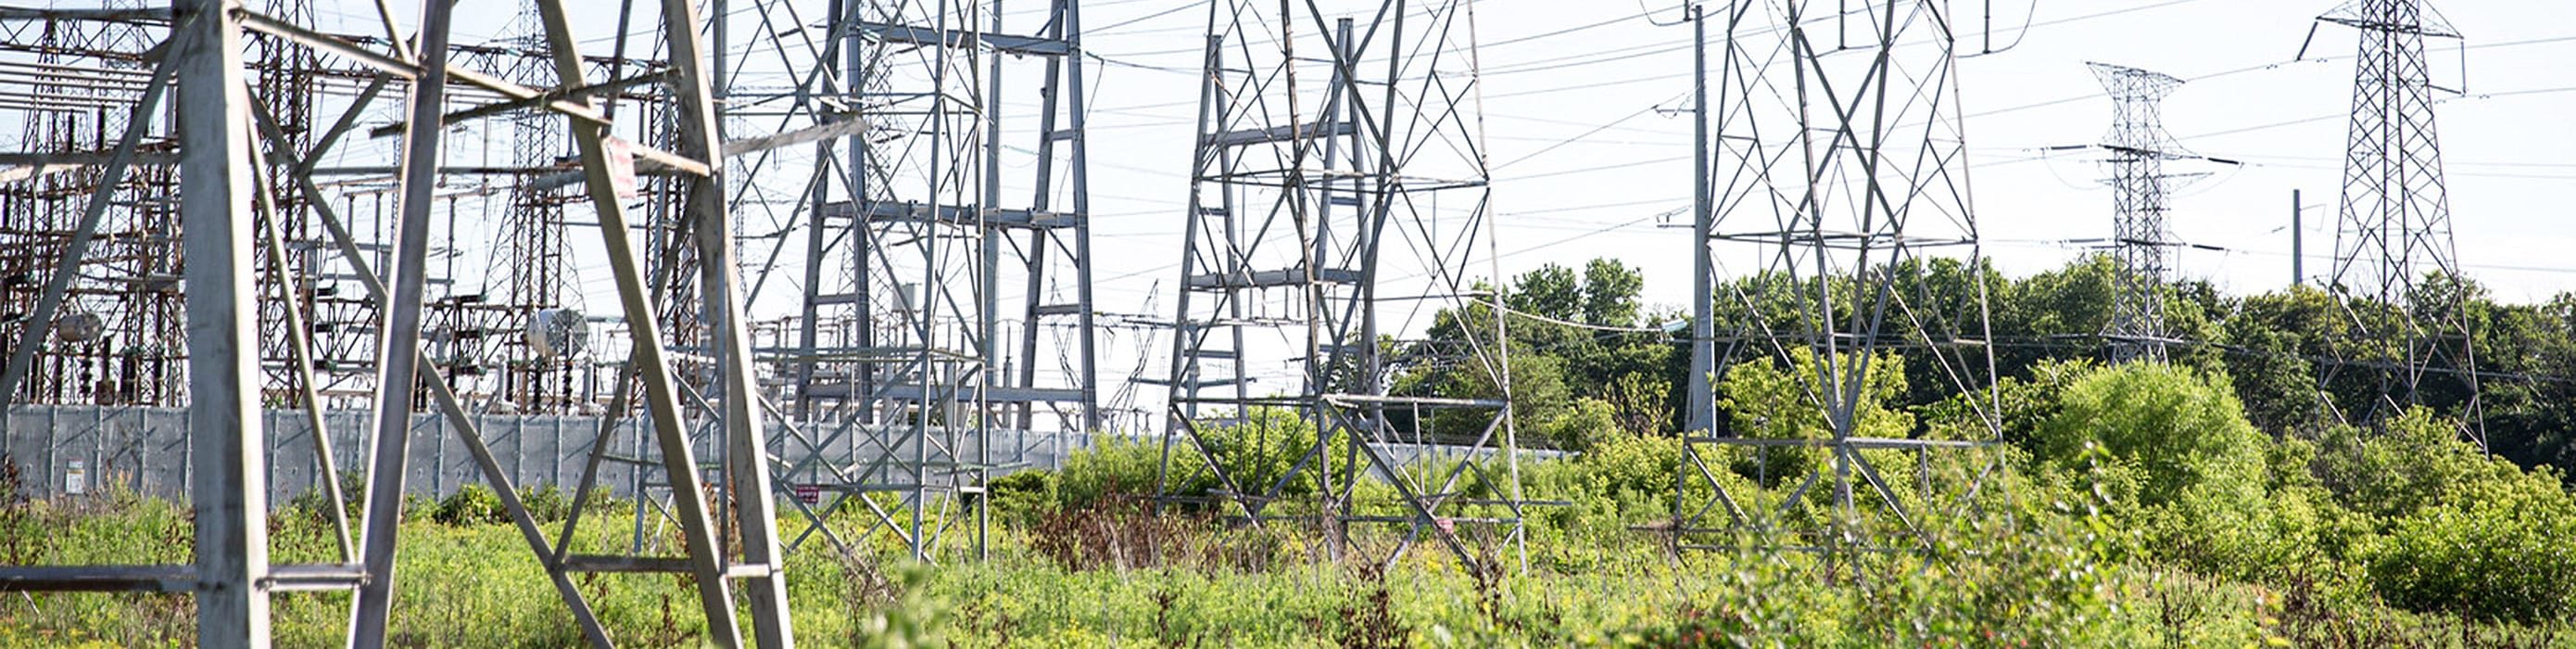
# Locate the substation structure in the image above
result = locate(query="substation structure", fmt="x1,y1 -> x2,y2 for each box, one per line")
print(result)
1154,0 -> 1529,570
1673,0 -> 2008,553
0,4 -> 663,504
2306,0 -> 2485,440
0,0 -> 1143,643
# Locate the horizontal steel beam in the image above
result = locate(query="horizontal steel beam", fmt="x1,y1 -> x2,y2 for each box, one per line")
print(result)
1184,265 -> 1363,289
0,6 -> 170,21
722,115 -> 868,157
816,200 -> 1082,229
1320,393 -> 1507,409
1205,121 -> 1357,147
366,70 -> 674,139
0,151 -> 179,166
854,21 -> 1072,56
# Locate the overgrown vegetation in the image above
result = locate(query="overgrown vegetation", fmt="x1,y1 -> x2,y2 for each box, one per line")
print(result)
4,256 -> 2575,645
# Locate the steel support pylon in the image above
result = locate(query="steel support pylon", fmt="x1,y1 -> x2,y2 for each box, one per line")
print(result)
2311,0 -> 2483,442
1678,0 -> 2006,553
2092,62 -> 2192,363
761,0 -> 1099,563
1155,0 -> 1524,571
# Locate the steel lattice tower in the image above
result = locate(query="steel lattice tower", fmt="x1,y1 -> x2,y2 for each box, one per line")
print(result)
2093,63 -> 2191,363
1157,0 -> 1524,569
1677,0 -> 2004,552
759,0 -> 1100,562
2312,0 -> 2481,440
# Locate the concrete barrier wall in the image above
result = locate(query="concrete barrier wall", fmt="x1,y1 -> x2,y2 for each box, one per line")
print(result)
0,404 -> 666,505
0,404 -> 1110,506
0,404 -> 1547,507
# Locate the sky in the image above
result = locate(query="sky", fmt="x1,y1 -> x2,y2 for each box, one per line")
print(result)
358,0 -> 2576,313
365,0 -> 2576,416
27,0 -> 2573,416
1030,0 -> 2576,318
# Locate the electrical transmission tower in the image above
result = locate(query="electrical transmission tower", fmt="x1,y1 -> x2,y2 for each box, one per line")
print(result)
749,0 -> 1100,562
2305,0 -> 2482,440
2086,62 -> 2229,363
1158,0 -> 1524,569
1677,0 -> 2004,552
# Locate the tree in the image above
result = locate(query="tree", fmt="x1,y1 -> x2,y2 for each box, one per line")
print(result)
1582,259 -> 1643,327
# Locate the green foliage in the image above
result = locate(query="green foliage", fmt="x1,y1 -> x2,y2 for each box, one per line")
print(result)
1054,434 -> 1182,511
1715,348 -> 1913,485
1534,397 -> 1619,452
853,565 -> 950,648
1197,407 -> 1345,499
515,484 -> 572,523
2025,363 -> 2329,581
434,483 -> 507,527
987,466 -> 1058,523
2360,471 -> 2576,625
1403,258 -> 1681,441
2314,409 -> 2519,520
27,253 -> 2576,642
1580,259 -> 1645,327
1039,408 -> 1373,515
2330,410 -> 2576,624
2363,474 -> 2576,624
2032,363 -> 2264,507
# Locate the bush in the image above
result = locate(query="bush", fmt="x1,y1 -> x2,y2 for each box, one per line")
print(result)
516,484 -> 572,523
2027,363 -> 2317,580
986,468 -> 1057,524
1057,435 -> 1191,513
434,484 -> 506,527
1197,407 -> 1342,499
2364,472 -> 2576,623
1715,349 -> 1913,485
2332,410 -> 2576,623
2030,363 -> 2265,507
1534,398 -> 1619,452
2314,409 -> 2521,520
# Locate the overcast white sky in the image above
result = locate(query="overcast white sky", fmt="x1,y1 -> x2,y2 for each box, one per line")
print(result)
373,0 -> 2576,313
215,0 -> 2576,414
1023,0 -> 2576,316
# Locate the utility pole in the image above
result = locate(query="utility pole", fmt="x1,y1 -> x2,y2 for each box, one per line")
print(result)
1686,2 -> 1713,435
2292,189 -> 2304,287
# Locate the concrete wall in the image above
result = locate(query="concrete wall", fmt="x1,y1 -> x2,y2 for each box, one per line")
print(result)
0,404 -> 1547,507
0,404 -> 1114,506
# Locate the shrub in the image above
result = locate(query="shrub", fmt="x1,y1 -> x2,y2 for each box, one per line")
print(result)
1197,407 -> 1341,499
2335,410 -> 2576,623
1715,349 -> 1913,485
2031,363 -> 2265,507
2027,363 -> 2317,580
2364,472 -> 2576,623
987,468 -> 1055,515
1056,435 -> 1192,513
1534,398 -> 1618,452
2314,408 -> 2520,520
434,484 -> 506,527
516,484 -> 572,523
1572,431 -> 1680,505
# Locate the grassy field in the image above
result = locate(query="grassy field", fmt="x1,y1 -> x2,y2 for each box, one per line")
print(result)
0,481 -> 2565,648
